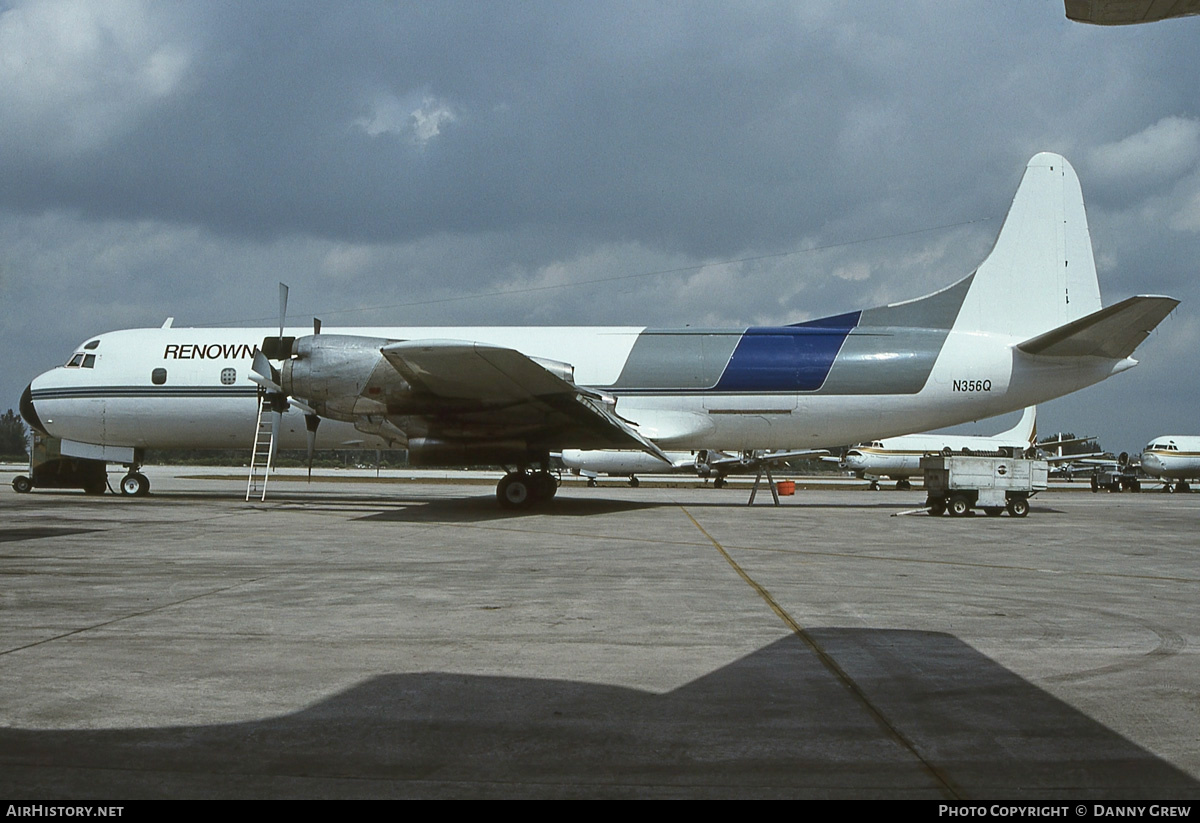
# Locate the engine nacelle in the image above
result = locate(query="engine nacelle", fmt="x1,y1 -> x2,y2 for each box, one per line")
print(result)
282,334 -> 406,419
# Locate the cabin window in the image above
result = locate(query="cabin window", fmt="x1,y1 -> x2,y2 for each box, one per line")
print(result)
221,368 -> 236,385
82,354 -> 96,368
151,368 -> 167,385
66,353 -> 84,367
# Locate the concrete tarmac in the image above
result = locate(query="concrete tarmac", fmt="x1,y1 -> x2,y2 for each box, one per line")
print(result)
1,467 -> 1198,799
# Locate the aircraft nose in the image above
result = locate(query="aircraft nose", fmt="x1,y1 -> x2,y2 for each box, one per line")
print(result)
19,382 -> 47,435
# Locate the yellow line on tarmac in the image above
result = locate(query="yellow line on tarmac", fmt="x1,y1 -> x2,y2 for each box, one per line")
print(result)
679,505 -> 963,799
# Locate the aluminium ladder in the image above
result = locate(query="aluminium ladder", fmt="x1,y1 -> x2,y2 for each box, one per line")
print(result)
246,393 -> 277,501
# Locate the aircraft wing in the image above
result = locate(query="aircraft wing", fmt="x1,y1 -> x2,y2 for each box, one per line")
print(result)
1042,450 -> 1106,464
380,340 -> 672,463
705,448 -> 830,470
1065,0 -> 1200,25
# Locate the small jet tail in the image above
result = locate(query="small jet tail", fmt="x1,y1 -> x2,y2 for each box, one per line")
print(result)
997,406 -> 1037,445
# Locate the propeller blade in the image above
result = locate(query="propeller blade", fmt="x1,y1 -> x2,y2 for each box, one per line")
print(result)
270,408 -> 283,464
305,414 -> 320,481
250,351 -> 282,393
278,282 -> 289,340
289,397 -> 316,416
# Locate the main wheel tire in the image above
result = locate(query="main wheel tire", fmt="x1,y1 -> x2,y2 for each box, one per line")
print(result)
629,476 -> 639,487
84,479 -> 107,495
983,507 -> 1004,517
12,475 -> 32,493
713,477 -> 726,489
1007,497 -> 1029,517
586,478 -> 597,488
497,473 -> 533,509
948,496 -> 970,517
928,500 -> 946,516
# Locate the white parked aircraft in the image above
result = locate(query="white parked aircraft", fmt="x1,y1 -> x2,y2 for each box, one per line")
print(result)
19,153 -> 1179,508
1140,436 -> 1200,492
841,406 -> 1038,490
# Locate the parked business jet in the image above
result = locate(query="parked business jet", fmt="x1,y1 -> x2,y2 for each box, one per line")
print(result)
20,153 -> 1179,508
1140,436 -> 1200,492
841,406 -> 1038,490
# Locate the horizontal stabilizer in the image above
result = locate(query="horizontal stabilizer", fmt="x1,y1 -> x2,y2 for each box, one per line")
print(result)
1016,295 -> 1179,359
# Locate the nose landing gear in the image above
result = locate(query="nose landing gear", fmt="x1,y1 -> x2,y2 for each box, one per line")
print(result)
119,469 -> 150,496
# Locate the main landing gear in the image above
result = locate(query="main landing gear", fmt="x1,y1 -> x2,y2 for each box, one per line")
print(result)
496,470 -> 559,510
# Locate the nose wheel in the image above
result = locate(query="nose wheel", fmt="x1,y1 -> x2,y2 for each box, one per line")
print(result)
120,472 -> 150,497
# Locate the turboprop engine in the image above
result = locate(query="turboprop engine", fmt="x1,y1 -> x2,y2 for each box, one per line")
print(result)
280,334 -> 407,420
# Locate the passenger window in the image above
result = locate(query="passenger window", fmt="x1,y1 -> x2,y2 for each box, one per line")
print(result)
221,368 -> 236,385
82,354 -> 96,368
152,368 -> 167,385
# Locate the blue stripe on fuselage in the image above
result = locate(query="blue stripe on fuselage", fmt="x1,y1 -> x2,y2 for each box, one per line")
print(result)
713,311 -> 861,392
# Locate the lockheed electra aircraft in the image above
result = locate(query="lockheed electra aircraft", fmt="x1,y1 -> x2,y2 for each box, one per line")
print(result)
1140,436 -> 1200,492
840,406 -> 1039,490
20,153 -> 1179,508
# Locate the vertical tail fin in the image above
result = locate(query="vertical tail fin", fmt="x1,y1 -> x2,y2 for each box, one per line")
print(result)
955,152 -> 1103,340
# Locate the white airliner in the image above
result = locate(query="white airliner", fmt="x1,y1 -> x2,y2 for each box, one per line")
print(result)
841,407 -> 1038,490
19,153 -> 1179,508
1140,436 -> 1200,492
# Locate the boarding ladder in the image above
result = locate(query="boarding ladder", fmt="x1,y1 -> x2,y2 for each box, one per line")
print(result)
246,393 -> 277,501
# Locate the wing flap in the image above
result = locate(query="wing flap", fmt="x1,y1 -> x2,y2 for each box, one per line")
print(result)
1016,295 -> 1179,359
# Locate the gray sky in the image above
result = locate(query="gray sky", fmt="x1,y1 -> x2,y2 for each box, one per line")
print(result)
2,1 -> 1197,453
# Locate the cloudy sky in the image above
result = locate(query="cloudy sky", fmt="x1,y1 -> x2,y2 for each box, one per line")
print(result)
2,0 -> 1197,452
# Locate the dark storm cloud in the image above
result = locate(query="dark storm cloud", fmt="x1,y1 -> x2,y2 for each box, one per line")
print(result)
0,2 -> 1063,256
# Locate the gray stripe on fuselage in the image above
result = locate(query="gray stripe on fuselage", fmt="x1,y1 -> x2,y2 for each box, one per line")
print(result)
607,329 -> 743,390
819,274 -> 972,394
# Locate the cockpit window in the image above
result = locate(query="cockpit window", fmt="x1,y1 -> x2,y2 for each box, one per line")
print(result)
66,353 -> 84,367
84,340 -> 100,350
82,354 -> 96,368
